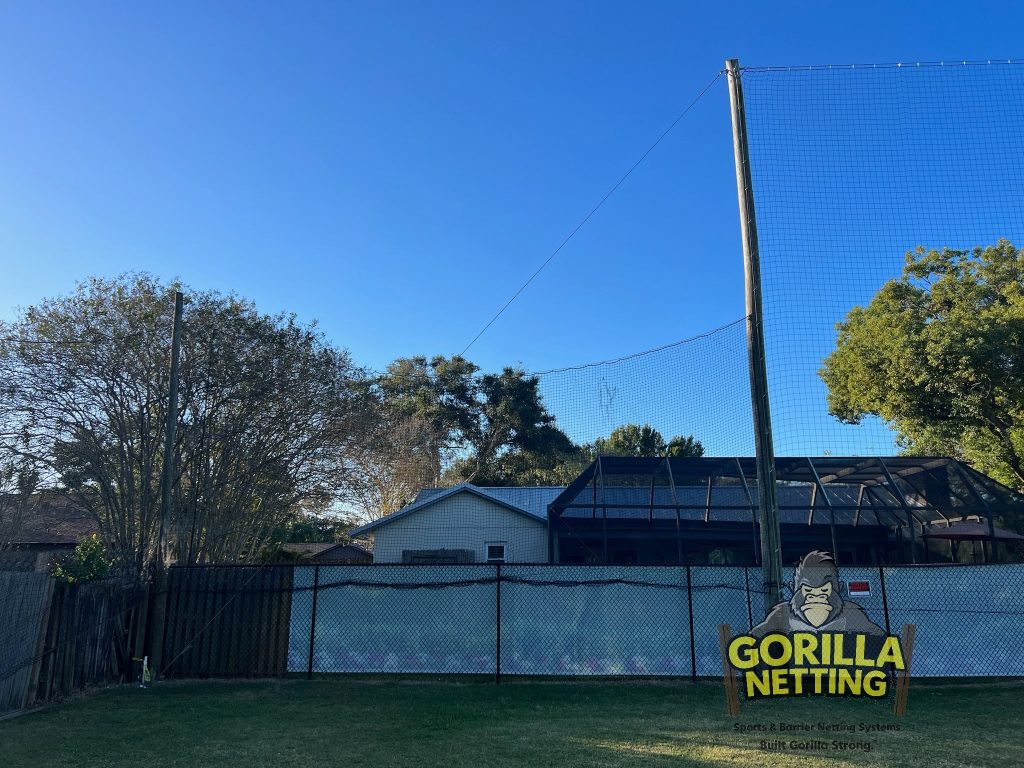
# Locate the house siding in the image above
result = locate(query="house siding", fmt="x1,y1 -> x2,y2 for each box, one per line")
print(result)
369,492 -> 547,564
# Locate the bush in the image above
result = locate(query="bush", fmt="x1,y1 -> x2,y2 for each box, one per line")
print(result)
51,534 -> 114,583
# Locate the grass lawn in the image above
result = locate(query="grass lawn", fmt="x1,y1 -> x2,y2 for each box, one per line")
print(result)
1,678 -> 1022,768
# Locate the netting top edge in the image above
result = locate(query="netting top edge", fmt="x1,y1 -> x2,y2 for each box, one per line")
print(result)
738,59 -> 1024,74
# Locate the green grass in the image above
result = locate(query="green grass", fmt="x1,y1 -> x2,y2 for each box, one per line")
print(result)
1,678 -> 1021,767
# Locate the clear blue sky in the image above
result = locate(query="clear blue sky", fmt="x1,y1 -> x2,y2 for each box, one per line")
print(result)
1,2 -> 1021,453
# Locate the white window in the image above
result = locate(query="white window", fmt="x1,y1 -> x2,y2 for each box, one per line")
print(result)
486,543 -> 507,563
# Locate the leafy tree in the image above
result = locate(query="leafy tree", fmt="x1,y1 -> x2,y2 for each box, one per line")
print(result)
820,240 -> 1024,492
586,423 -> 704,459
0,274 -> 365,573
268,511 -> 357,545
591,423 -> 664,457
374,355 -> 478,484
261,510 -> 359,561
371,355 -> 576,490
51,534 -> 113,583
665,434 -> 705,458
343,397 -> 441,520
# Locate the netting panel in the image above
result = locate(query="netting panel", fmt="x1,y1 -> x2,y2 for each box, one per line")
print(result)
288,564 -> 496,674
499,565 -> 690,676
742,62 -> 1024,455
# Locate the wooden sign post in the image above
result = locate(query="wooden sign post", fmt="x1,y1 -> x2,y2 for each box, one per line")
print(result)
718,624 -> 740,716
894,624 -> 916,717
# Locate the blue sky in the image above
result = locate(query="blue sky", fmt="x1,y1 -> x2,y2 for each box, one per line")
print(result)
1,2 -> 1022,453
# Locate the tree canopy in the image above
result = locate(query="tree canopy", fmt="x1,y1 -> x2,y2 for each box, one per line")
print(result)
0,275 -> 364,572
364,355 -> 577,491
820,240 -> 1024,492
588,423 -> 704,459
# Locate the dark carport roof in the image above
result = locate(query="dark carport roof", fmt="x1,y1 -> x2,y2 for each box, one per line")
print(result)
547,456 -> 1024,529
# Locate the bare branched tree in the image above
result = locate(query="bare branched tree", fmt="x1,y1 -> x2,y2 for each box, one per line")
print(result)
0,453 -> 41,550
342,404 -> 438,521
0,274 -> 365,572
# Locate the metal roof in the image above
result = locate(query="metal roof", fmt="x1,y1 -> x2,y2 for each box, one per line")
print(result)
548,456 -> 1024,529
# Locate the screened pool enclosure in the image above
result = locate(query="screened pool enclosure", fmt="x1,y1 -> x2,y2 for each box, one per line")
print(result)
547,456 -> 1024,566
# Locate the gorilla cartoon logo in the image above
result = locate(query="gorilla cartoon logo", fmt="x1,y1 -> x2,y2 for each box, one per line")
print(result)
751,551 -> 885,637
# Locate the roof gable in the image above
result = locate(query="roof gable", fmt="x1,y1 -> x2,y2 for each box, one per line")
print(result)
350,484 -> 556,538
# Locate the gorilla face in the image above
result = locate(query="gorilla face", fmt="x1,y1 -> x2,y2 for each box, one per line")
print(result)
798,581 -> 835,627
788,551 -> 844,629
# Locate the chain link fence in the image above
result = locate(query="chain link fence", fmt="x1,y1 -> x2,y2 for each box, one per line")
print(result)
156,562 -> 1024,682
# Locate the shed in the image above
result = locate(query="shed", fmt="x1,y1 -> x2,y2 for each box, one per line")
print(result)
279,541 -> 372,564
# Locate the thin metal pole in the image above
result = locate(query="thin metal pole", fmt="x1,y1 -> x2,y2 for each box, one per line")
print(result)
735,458 -> 761,567
546,512 -> 552,562
805,458 -> 839,564
951,461 -> 999,563
727,57 -> 783,614
703,474 -> 713,523
685,565 -> 697,683
148,291 -> 184,681
495,563 -> 502,685
743,567 -> 754,630
878,565 -> 891,636
598,459 -> 608,564
665,458 -> 683,564
307,565 -> 320,680
877,458 -> 919,564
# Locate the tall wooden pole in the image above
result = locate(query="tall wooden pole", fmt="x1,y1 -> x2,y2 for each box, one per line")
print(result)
148,290 -> 184,680
726,59 -> 783,613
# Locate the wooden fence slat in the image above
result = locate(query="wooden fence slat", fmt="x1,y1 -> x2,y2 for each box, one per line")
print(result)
274,566 -> 294,676
211,569 -> 229,677
193,568 -> 208,677
239,569 -> 254,676
24,578 -> 56,708
229,569 -> 246,677
155,566 -> 298,680
0,573 -> 51,714
176,569 -> 193,678
254,569 -> 270,676
166,569 -> 186,678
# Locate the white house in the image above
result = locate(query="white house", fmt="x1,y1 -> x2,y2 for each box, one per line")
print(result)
349,484 -> 563,564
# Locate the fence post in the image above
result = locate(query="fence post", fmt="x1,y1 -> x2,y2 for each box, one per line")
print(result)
495,563 -> 502,686
131,583 -> 149,686
878,565 -> 891,636
686,565 -> 697,683
306,565 -> 320,680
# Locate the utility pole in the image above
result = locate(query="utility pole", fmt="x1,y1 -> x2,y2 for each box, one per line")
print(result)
148,290 -> 184,680
726,59 -> 783,613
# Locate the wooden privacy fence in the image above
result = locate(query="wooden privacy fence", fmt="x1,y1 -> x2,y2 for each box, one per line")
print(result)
159,565 -> 293,678
0,574 -> 148,716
